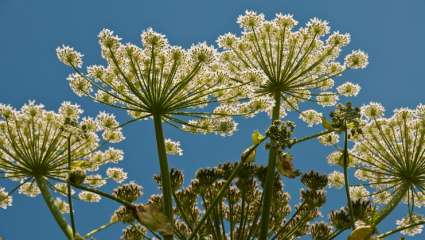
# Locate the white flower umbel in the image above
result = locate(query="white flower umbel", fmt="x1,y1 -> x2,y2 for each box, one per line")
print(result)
217,10 -> 368,121
57,28 -> 237,136
0,101 -> 127,238
352,104 -> 425,225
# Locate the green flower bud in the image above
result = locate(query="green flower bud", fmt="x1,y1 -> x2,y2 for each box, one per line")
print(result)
251,130 -> 264,144
68,169 -> 86,185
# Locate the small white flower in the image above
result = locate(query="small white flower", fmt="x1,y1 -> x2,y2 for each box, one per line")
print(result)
336,82 -> 361,97
79,191 -> 101,202
19,182 -> 41,197
274,13 -> 298,29
0,187 -> 13,209
318,132 -> 340,146
56,45 -> 83,68
349,186 -> 369,202
84,174 -> 107,188
165,139 -> 183,156
59,101 -> 83,121
345,50 -> 368,69
237,10 -> 265,29
67,73 -> 92,96
360,102 -> 385,119
327,171 -> 345,189
141,28 -> 168,49
316,92 -> 338,107
299,109 -> 322,127
327,32 -> 351,47
306,17 -> 330,36
106,167 -> 128,183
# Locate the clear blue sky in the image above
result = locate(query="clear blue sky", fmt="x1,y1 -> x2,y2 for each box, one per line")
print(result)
0,0 -> 424,239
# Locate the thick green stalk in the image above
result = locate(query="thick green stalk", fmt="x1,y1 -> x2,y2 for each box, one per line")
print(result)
373,183 -> 409,226
153,114 -> 174,240
259,93 -> 281,239
36,177 -> 74,240
342,127 -> 355,229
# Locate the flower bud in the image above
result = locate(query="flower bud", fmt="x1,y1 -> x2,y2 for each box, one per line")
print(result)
68,169 -> 86,185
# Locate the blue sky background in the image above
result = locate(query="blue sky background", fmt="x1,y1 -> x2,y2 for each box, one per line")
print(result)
0,0 -> 424,239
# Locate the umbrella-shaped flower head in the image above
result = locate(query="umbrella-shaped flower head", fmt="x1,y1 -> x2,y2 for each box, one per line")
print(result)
57,28 -> 237,135
0,101 -> 124,208
217,11 -> 368,119
352,103 -> 425,212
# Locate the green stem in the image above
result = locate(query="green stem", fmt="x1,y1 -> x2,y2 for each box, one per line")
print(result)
290,129 -> 333,146
69,182 -> 161,239
172,191 -> 194,231
377,220 -> 425,239
67,136 -> 77,237
271,202 -> 306,239
373,184 -> 409,226
153,114 -> 174,240
187,139 -> 266,240
83,221 -> 117,239
36,177 -> 74,240
259,92 -> 281,239
73,182 -> 133,207
342,127 -> 355,229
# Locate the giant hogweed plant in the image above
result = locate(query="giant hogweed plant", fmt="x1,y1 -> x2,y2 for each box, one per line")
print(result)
0,10 -> 424,240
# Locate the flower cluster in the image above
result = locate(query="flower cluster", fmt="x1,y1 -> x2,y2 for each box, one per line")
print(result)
57,28 -> 238,136
347,103 -> 425,236
351,104 -> 425,209
0,101 -> 124,208
216,10 -> 368,120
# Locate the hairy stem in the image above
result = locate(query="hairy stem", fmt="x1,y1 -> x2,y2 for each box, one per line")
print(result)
153,114 -> 174,240
36,177 -> 74,240
259,92 -> 281,239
